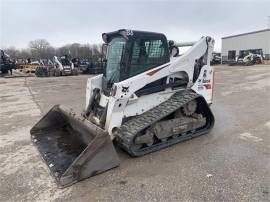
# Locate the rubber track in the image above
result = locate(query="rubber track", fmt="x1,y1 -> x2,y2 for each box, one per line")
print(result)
115,90 -> 214,156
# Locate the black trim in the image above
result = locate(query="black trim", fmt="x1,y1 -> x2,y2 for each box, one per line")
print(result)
135,78 -> 187,97
102,29 -> 168,44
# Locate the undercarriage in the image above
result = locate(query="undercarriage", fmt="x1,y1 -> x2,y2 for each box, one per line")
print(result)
115,90 -> 214,156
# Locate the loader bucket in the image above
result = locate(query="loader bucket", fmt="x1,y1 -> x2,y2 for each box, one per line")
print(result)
30,105 -> 120,188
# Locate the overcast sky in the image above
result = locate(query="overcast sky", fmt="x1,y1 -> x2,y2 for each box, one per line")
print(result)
0,0 -> 269,51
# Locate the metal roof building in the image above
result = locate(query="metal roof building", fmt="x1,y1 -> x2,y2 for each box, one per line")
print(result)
221,29 -> 270,63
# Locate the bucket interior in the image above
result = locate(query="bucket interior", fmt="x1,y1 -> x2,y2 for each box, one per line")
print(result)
31,107 -> 96,180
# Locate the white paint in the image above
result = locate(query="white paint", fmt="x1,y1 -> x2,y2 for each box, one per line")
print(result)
239,132 -> 263,142
86,37 -> 215,138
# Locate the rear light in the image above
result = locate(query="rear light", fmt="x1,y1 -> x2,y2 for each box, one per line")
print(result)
204,84 -> 212,89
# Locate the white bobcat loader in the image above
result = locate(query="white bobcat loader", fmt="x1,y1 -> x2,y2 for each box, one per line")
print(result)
53,55 -> 78,76
31,29 -> 215,187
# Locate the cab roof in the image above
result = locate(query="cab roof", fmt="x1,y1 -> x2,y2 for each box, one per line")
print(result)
102,29 -> 167,43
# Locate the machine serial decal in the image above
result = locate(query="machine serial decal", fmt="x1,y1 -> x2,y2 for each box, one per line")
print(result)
126,30 -> 133,36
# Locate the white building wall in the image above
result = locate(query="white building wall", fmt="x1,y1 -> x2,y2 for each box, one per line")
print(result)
221,29 -> 270,61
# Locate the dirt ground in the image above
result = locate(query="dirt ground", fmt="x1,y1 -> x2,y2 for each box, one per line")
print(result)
0,65 -> 269,202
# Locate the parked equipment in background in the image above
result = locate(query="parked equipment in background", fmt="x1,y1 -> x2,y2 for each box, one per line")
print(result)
35,55 -> 78,77
35,59 -> 54,77
229,52 -> 263,66
15,58 -> 26,70
31,29 -> 215,187
71,58 -> 80,68
53,55 -> 78,76
238,53 -> 263,65
210,52 -> 221,65
0,49 -> 16,74
21,60 -> 40,73
87,60 -> 104,74
72,58 -> 90,74
78,60 -> 90,73
72,58 -> 104,74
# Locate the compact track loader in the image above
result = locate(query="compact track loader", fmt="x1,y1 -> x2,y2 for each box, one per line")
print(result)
31,29 -> 215,187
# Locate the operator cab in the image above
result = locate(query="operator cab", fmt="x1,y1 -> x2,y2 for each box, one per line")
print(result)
60,55 -> 72,66
102,29 -> 170,94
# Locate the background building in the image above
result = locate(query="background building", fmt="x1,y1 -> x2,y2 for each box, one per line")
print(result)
221,29 -> 270,63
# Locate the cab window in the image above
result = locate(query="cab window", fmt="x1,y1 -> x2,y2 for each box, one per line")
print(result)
130,38 -> 166,76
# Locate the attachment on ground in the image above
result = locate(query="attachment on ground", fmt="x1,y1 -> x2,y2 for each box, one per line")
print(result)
30,105 -> 120,187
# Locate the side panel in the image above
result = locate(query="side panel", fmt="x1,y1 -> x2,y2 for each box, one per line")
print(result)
191,37 -> 215,104
123,90 -> 175,117
191,65 -> 214,104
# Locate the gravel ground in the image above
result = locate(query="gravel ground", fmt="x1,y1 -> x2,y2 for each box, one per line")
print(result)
0,65 -> 269,202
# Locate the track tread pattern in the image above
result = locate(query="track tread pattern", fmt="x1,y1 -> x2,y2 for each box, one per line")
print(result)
116,90 -> 214,156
